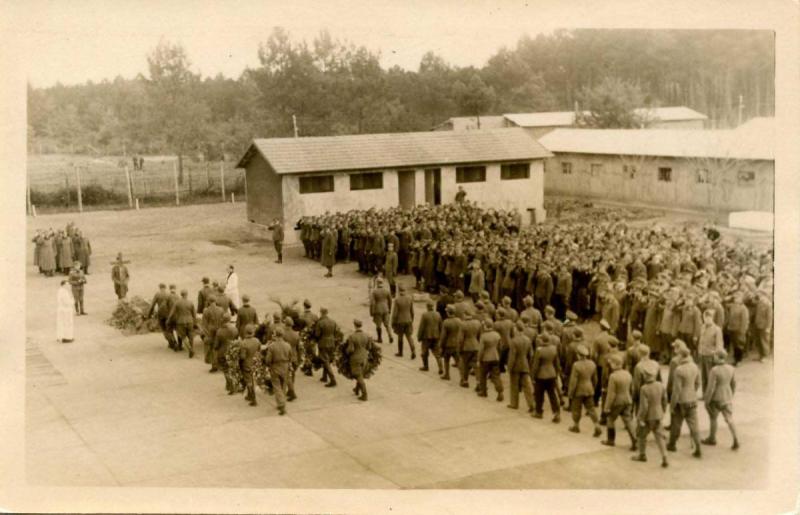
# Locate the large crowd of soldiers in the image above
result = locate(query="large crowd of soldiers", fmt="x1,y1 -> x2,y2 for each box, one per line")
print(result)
295,201 -> 772,467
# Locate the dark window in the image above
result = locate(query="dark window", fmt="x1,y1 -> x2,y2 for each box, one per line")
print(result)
500,162 -> 530,180
696,169 -> 710,184
590,163 -> 603,176
737,170 -> 755,186
299,175 -> 334,194
561,162 -> 573,175
349,172 -> 383,190
455,165 -> 486,183
658,167 -> 672,182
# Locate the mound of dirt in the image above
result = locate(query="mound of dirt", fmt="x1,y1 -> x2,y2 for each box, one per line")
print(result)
107,296 -> 160,335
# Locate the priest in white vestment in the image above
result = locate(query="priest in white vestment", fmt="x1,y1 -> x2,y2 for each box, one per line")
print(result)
57,280 -> 75,343
224,264 -> 241,309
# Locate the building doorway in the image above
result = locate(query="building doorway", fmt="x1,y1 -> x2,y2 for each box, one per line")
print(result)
424,168 -> 441,205
398,169 -> 416,209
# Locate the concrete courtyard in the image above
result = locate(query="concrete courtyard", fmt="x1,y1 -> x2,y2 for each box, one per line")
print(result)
25,203 -> 773,489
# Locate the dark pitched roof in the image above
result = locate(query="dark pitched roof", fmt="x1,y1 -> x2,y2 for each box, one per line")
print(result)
236,128 -> 551,173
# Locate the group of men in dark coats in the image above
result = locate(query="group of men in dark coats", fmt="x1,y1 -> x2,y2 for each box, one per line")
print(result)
32,222 -> 92,277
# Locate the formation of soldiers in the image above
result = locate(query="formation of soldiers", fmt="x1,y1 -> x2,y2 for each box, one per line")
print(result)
298,202 -> 773,366
145,276 -> 378,416
32,222 -> 92,277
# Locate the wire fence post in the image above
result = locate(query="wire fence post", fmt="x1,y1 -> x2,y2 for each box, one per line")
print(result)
75,164 -> 83,212
173,161 -> 180,206
64,174 -> 70,208
205,161 -> 211,190
220,162 -> 226,202
124,163 -> 133,208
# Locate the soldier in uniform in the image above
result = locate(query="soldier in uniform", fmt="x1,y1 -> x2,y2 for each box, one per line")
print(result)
346,319 -> 374,401
314,307 -> 339,387
215,313 -> 238,393
417,300 -> 442,373
458,312 -> 482,389
239,325 -> 261,406
532,329 -> 561,423
666,346 -> 702,458
384,242 -> 398,296
196,277 -> 214,314
507,318 -> 534,413
282,317 -> 300,402
631,360 -> 669,468
168,289 -> 197,358
299,299 -> 319,376
602,354 -> 637,450
110,253 -> 129,300
265,327 -> 294,415
201,297 -> 224,370
370,278 -> 393,344
391,285 -> 415,359
567,344 -> 602,436
147,283 -> 175,349
438,305 -> 462,381
68,261 -> 87,315
321,227 -> 338,277
753,290 -> 772,362
477,319 -> 504,402
268,218 -> 284,264
702,349 -> 740,450
236,295 -> 259,338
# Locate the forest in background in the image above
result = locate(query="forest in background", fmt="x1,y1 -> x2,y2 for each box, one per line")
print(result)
27,28 -> 774,166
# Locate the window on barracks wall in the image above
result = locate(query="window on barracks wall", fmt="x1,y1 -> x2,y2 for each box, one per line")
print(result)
500,163 -> 530,180
455,165 -> 486,183
696,168 -> 710,184
561,162 -> 573,175
590,163 -> 603,176
299,175 -> 334,194
350,172 -> 383,191
737,170 -> 755,186
658,167 -> 672,182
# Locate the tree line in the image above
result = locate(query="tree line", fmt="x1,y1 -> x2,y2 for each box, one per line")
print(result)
28,28 -> 774,177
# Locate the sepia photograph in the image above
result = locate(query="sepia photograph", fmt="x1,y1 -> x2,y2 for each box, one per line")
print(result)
2,0 -> 799,513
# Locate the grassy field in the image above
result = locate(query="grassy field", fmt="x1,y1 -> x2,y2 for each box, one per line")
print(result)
27,154 -> 246,211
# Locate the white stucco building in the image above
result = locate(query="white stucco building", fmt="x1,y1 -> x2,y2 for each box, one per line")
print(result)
236,128 -> 552,243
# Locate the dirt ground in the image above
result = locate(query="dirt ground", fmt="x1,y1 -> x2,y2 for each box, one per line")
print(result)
25,203 -> 773,489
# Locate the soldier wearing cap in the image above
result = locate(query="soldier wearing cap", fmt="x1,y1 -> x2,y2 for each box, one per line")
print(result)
666,345 -> 702,458
625,330 -> 647,372
602,354 -> 637,450
520,296 -> 542,334
698,308 -> 724,391
314,307 -> 339,387
567,344 -> 601,436
631,359 -> 669,468
265,326 -> 294,415
147,283 -> 176,350
299,299 -> 319,376
532,326 -> 561,423
438,305 -> 462,381
477,319 -> 504,402
702,349 -> 740,449
68,261 -> 87,315
168,289 -> 197,358
592,319 -> 615,411
201,297 -> 224,369
391,285 -> 415,359
282,317 -> 300,402
268,217 -> 284,264
215,313 -> 238,393
458,311 -> 482,389
753,290 -> 772,362
507,317 -> 535,412
239,324 -> 261,406
417,300 -> 442,373
370,278 -> 393,344
725,292 -> 750,365
347,319 -> 374,401
236,295 -> 259,339
494,308 -> 515,373
196,277 -> 213,314
110,253 -> 130,300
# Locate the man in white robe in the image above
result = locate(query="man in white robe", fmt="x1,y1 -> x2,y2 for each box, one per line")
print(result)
224,265 -> 241,310
57,281 -> 75,343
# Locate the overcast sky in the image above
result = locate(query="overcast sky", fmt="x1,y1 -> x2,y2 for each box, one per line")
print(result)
16,0 -> 567,88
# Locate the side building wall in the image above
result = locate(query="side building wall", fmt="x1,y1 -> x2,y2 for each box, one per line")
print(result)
439,160 -> 546,224
544,153 -> 774,212
281,170 -> 400,244
244,152 -> 283,226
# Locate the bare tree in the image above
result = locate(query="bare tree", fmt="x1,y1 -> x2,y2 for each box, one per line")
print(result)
686,155 -> 745,217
